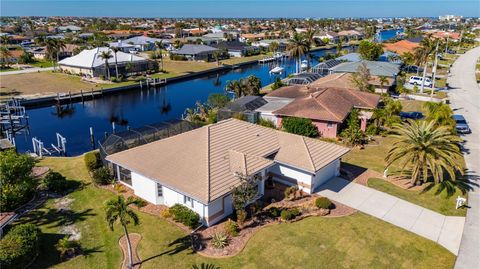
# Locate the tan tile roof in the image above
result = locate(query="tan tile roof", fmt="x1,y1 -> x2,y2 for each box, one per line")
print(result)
266,73 -> 393,99
383,40 -> 420,55
107,119 -> 349,204
273,87 -> 380,122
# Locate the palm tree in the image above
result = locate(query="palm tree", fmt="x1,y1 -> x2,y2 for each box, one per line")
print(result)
287,32 -> 309,74
55,236 -> 81,260
225,80 -> 243,99
105,196 -> 140,269
97,50 -> 113,80
386,120 -> 464,185
414,35 -> 435,93
245,75 -> 261,95
269,41 -> 279,54
0,46 -> 12,68
378,75 -> 389,89
212,51 -> 220,66
154,41 -> 164,70
111,47 -> 121,79
423,102 -> 456,130
191,263 -> 220,269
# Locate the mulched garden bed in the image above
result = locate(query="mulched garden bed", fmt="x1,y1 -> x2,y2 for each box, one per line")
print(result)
119,233 -> 142,269
196,195 -> 356,258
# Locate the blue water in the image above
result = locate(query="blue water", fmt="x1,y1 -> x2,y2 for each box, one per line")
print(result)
13,47 -> 347,155
379,29 -> 404,42
2,0 -> 478,18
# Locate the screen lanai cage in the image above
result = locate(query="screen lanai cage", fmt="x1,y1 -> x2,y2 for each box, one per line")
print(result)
99,120 -> 202,165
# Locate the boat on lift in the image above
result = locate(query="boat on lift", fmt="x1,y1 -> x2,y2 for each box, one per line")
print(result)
300,60 -> 308,70
269,66 -> 284,75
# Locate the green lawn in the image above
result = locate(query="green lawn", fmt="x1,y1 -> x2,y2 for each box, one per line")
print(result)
368,178 -> 467,217
400,100 -> 428,113
14,155 -> 455,269
30,60 -> 55,68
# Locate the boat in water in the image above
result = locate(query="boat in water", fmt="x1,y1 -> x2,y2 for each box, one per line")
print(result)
269,66 -> 285,75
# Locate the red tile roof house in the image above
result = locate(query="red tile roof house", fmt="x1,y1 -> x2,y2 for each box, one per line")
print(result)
266,86 -> 380,138
106,119 -> 349,226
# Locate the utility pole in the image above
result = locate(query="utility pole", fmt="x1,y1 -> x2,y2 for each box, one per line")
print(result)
431,41 -> 440,98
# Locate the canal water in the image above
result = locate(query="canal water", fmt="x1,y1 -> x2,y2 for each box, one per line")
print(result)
15,47 -> 351,155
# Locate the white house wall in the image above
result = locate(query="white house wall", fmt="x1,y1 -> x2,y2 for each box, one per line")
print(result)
312,159 -> 341,191
268,164 -> 314,193
131,172 -> 159,205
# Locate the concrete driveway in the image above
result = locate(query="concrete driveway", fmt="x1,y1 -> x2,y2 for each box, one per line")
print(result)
316,177 -> 465,255
448,46 -> 480,269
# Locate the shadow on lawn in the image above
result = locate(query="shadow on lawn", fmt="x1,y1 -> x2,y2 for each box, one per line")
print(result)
30,232 -> 103,269
136,235 -> 195,266
15,208 -> 96,229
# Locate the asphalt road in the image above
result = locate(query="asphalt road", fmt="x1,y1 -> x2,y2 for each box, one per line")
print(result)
448,46 -> 480,269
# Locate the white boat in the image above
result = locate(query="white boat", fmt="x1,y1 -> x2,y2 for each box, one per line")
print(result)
300,60 -> 308,70
269,66 -> 284,75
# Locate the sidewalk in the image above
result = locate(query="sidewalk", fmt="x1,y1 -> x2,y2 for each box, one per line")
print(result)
316,177 -> 465,255
0,67 -> 54,76
447,46 -> 480,269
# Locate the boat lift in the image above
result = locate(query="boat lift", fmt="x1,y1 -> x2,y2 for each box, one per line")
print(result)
32,133 -> 67,157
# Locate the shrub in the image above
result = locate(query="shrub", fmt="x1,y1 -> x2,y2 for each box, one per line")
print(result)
315,197 -> 333,209
84,151 -> 100,172
257,119 -> 276,129
284,186 -> 299,200
0,224 -> 41,269
91,167 -> 113,185
268,207 -> 281,218
55,236 -> 82,259
160,208 -> 172,219
211,233 -> 229,249
282,117 -> 319,137
223,219 -> 239,237
236,209 -> 247,228
280,208 -> 301,221
169,204 -> 200,228
0,150 -> 37,212
43,171 -> 70,193
270,77 -> 284,90
208,93 -> 230,108
113,183 -> 126,193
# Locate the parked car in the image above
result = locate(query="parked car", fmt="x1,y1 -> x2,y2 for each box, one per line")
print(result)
453,115 -> 471,134
399,111 -> 424,120
402,65 -> 423,73
409,76 -> 432,87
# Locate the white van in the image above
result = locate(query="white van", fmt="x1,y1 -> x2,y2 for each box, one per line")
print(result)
409,76 -> 432,87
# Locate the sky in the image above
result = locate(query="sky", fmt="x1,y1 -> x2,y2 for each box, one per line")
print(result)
1,0 -> 479,18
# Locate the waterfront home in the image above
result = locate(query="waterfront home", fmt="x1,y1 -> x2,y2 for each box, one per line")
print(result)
106,119 -> 350,226
311,72 -> 394,93
383,40 -> 420,55
329,60 -> 400,78
217,96 -> 267,122
109,36 -> 168,52
170,44 -> 219,61
252,39 -> 289,51
336,53 -> 362,62
314,31 -> 340,43
266,85 -> 380,138
212,41 -> 257,57
58,47 -> 153,77
337,30 -> 364,41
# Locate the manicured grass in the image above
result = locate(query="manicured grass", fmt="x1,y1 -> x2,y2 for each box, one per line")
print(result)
221,53 -> 271,65
368,178 -> 467,216
0,67 -> 19,72
13,155 -> 455,269
29,60 -> 55,68
343,136 -> 402,174
400,100 -> 428,113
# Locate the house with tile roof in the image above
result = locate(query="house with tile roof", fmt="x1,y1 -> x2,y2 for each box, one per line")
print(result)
58,47 -> 154,77
383,40 -> 420,55
106,119 -> 349,226
266,83 -> 381,138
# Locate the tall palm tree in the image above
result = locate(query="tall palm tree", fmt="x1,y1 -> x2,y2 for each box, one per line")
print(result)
386,120 -> 464,185
414,35 -> 435,93
110,47 -> 120,79
105,196 -> 140,269
0,46 -> 12,68
225,80 -> 243,99
379,75 -> 389,89
154,41 -> 164,70
97,50 -> 113,80
287,32 -> 308,74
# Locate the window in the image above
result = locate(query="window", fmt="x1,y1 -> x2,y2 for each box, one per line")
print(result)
157,183 -> 163,197
327,122 -> 334,128
184,196 -> 194,207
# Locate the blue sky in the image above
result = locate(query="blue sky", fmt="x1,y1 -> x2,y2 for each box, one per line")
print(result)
2,0 -> 479,18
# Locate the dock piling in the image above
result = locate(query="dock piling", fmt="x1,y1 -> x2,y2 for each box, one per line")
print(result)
89,127 -> 95,149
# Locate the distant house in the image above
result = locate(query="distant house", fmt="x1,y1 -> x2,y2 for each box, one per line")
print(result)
212,41 -> 257,57
217,96 -> 267,122
29,44 -> 79,60
58,47 -> 154,77
56,25 -> 82,33
268,87 -> 380,138
383,40 -> 420,55
336,53 -> 362,62
314,31 -> 339,43
170,44 -> 219,61
106,119 -> 350,226
337,30 -> 363,41
329,60 -> 400,78
109,36 -> 168,52
252,39 -> 289,51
